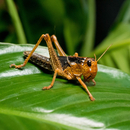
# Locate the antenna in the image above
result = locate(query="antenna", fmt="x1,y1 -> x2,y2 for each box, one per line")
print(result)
97,43 -> 113,62
94,54 -> 96,61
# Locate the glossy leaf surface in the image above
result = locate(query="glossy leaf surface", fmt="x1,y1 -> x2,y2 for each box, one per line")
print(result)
0,43 -> 130,129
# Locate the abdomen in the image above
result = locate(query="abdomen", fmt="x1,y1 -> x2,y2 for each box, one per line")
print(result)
23,51 -> 53,71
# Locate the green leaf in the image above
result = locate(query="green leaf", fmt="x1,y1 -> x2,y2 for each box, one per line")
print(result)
5,0 -> 27,44
0,43 -> 130,129
91,23 -> 130,74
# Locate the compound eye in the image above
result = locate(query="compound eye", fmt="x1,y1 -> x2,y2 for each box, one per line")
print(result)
87,60 -> 91,67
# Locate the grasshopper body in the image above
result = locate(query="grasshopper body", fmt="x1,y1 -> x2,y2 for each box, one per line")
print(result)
24,51 -> 97,82
10,34 -> 111,101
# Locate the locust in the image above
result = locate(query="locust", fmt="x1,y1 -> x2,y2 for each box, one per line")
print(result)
10,34 -> 112,101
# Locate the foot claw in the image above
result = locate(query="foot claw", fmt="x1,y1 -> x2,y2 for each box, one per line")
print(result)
89,96 -> 95,101
10,64 -> 23,69
10,64 -> 16,68
42,87 -> 48,90
42,85 -> 52,90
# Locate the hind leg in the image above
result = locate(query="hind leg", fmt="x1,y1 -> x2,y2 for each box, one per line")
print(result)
51,35 -> 66,56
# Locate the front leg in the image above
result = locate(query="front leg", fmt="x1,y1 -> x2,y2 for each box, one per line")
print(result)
76,77 -> 95,101
92,79 -> 96,86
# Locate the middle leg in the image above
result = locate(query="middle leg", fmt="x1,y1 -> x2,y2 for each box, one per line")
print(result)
92,79 -> 96,86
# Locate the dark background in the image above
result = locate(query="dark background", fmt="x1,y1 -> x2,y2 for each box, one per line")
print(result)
0,0 -> 125,47
0,0 -> 129,74
95,0 -> 124,46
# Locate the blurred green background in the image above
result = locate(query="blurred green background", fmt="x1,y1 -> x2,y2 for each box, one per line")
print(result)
0,0 -> 130,74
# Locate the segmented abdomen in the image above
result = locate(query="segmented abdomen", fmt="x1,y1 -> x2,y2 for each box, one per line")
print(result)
23,51 -> 53,71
